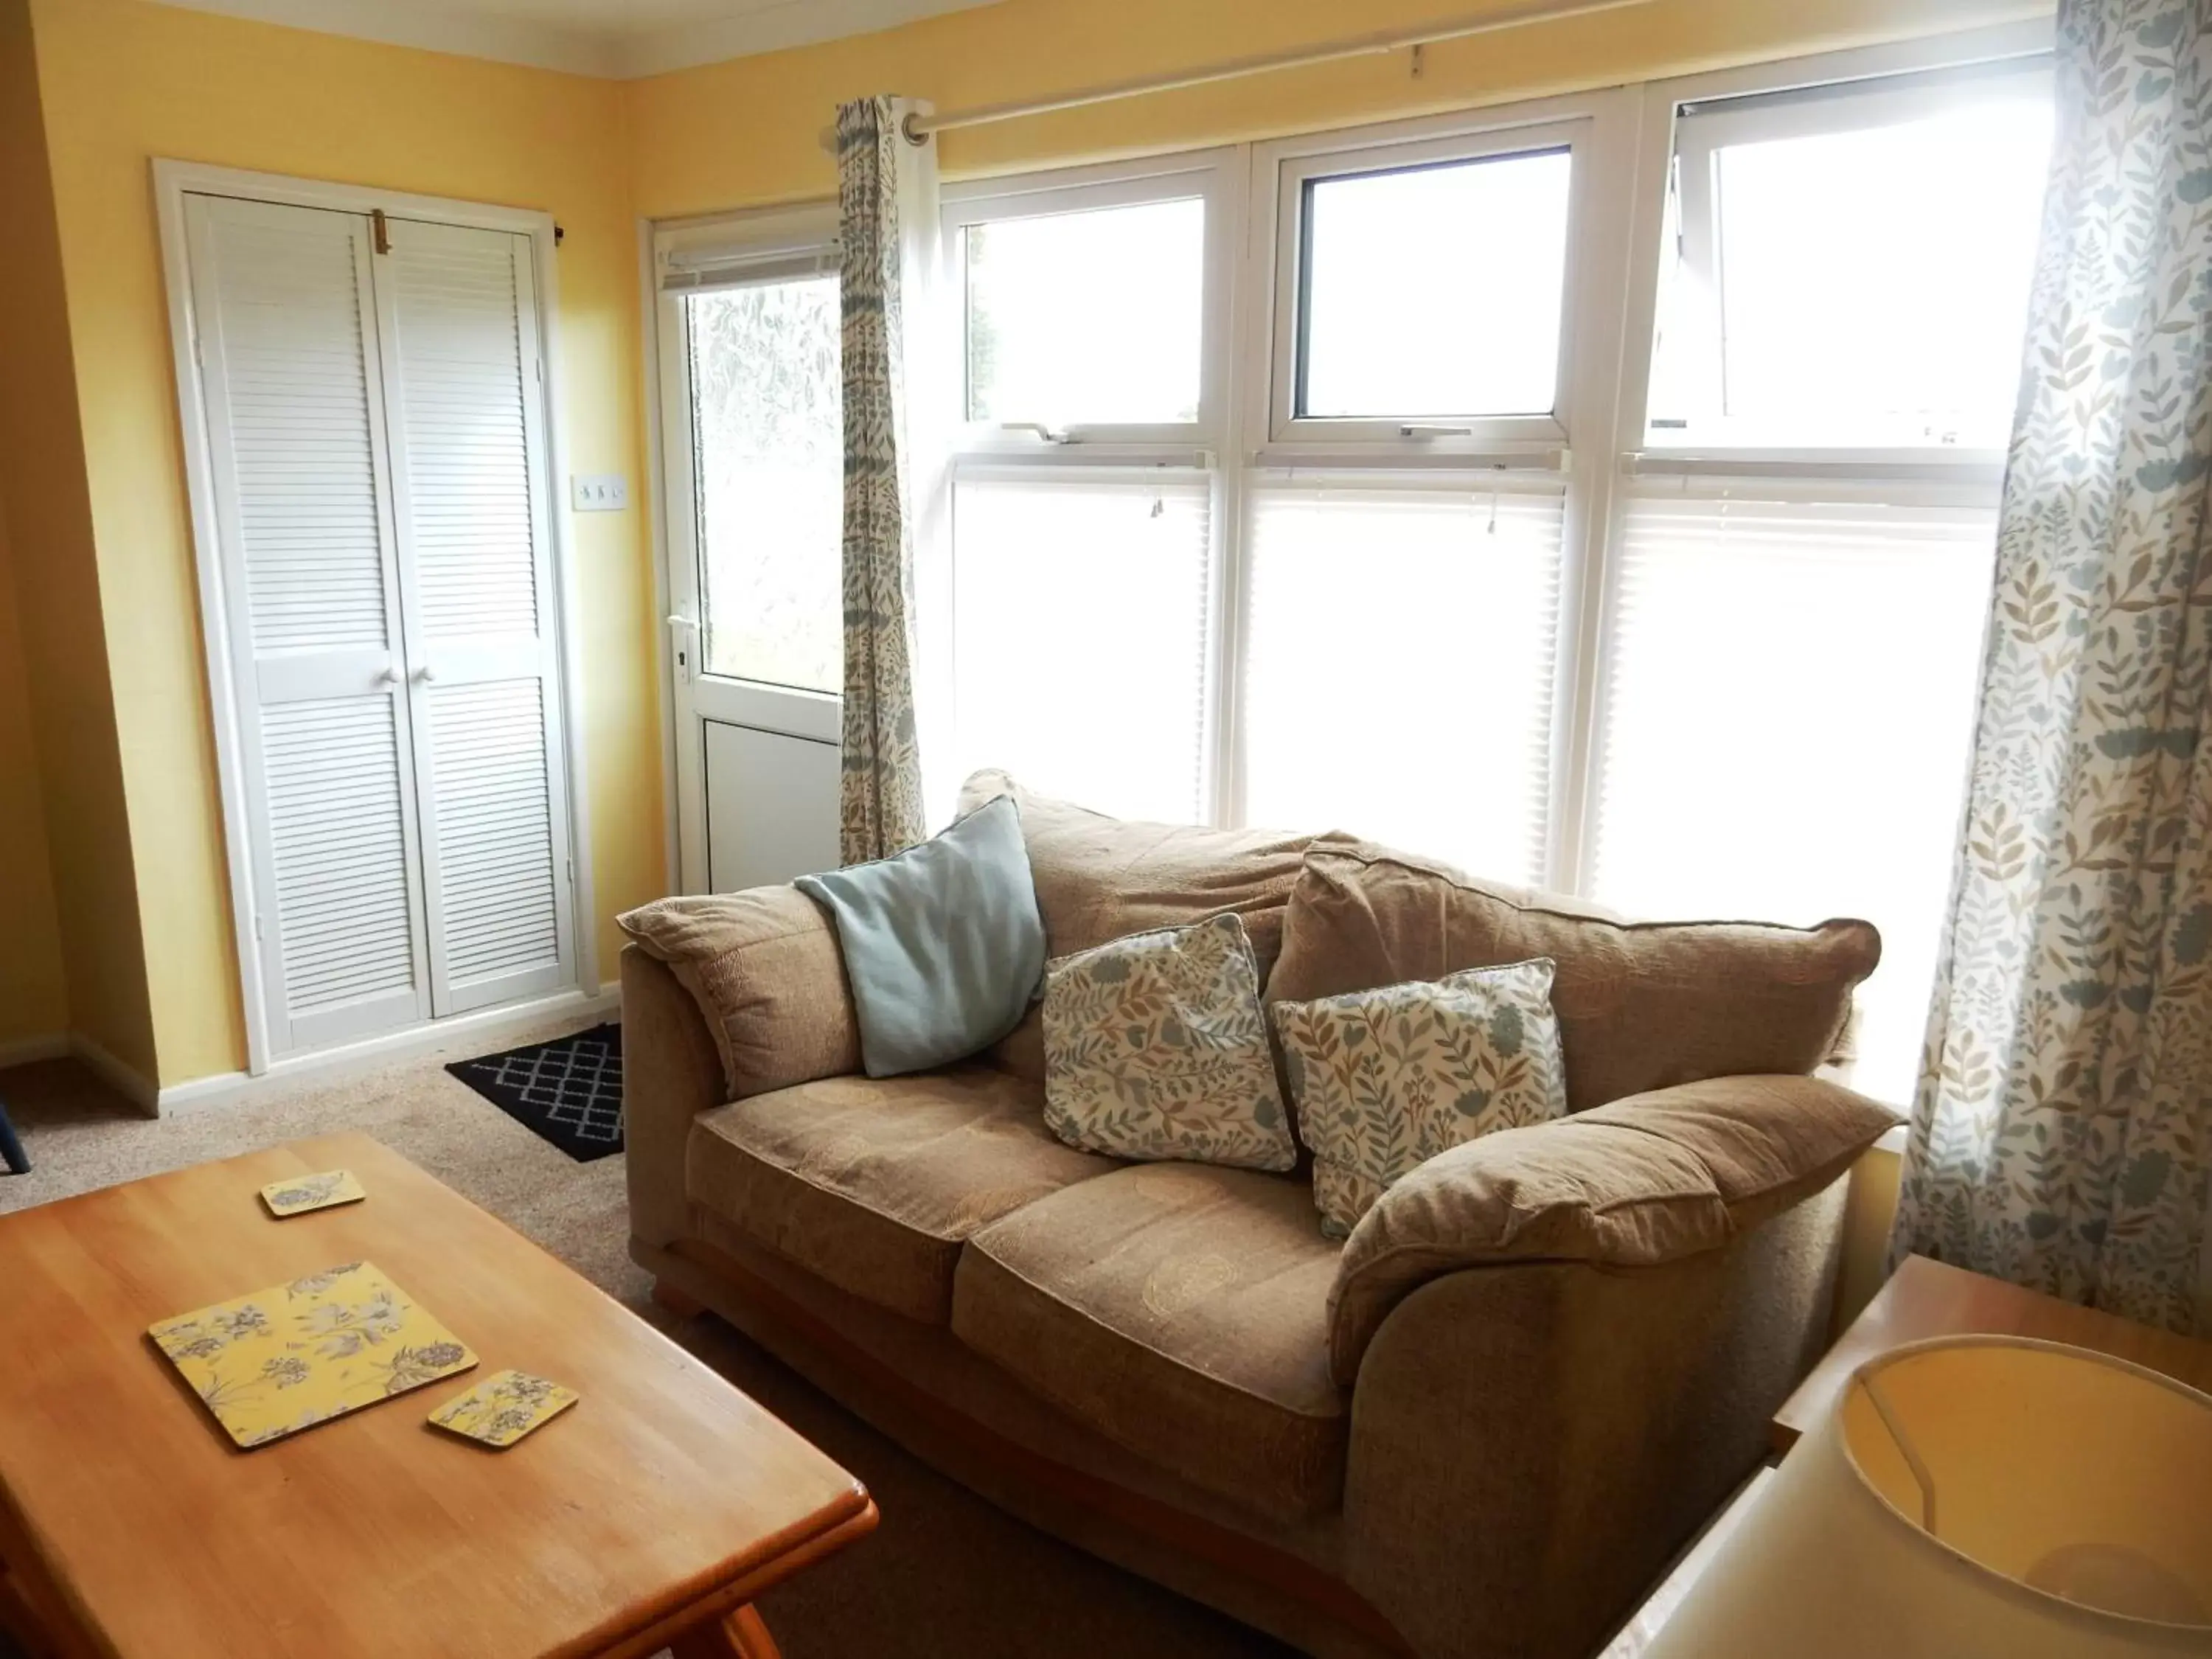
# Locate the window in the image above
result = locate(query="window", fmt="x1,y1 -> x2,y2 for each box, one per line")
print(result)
933,156 -> 1232,823
684,275 -> 843,691
1297,147 -> 1573,420
943,469 -> 1212,822
1242,480 -> 1563,883
657,27 -> 2056,1111
963,197 -> 1205,428
1603,53 -> 2053,1099
1649,61 -> 2054,449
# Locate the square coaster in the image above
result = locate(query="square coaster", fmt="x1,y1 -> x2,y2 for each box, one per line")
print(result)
150,1260 -> 476,1447
428,1369 -> 579,1448
260,1169 -> 366,1218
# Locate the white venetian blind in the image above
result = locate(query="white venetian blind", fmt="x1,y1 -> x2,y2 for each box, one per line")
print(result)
1242,480 -> 1565,883
943,468 -> 1213,824
1590,490 -> 1998,1104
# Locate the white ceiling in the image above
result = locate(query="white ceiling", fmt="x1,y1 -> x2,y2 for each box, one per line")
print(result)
147,0 -> 1005,77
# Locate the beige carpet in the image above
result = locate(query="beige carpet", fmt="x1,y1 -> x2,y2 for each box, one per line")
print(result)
0,1032 -> 1291,1659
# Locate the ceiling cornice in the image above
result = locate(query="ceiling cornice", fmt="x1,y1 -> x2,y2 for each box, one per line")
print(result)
616,0 -> 998,77
145,0 -> 1004,79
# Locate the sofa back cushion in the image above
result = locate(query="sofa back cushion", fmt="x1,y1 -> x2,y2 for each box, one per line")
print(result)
1268,842 -> 1879,1113
956,770 -> 1341,1082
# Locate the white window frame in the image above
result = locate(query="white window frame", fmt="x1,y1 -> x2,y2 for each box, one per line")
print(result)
651,201 -> 846,889
1237,91 -> 1642,880
653,198 -> 842,721
1261,113 -> 1601,458
939,150 -> 1241,457
1621,24 -> 2054,481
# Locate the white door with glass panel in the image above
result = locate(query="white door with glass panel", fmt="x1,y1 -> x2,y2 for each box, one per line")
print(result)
656,207 -> 844,894
181,191 -> 577,1057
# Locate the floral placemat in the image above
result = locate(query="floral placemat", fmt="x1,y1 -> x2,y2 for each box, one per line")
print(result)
259,1168 -> 365,1217
428,1368 -> 578,1448
150,1260 -> 476,1448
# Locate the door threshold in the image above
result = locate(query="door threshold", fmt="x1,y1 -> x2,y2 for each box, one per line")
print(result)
158,987 -> 621,1116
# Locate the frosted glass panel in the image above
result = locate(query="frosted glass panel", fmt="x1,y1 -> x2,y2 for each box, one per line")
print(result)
1592,494 -> 1997,1105
687,278 -> 843,692
1243,483 -> 1564,883
1298,149 -> 1572,420
945,472 -> 1211,824
964,198 -> 1206,428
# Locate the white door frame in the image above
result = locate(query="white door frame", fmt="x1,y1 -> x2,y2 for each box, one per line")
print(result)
648,199 -> 844,894
155,158 -> 599,1077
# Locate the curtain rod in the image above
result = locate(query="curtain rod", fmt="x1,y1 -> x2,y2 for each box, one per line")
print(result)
897,0 -> 1659,142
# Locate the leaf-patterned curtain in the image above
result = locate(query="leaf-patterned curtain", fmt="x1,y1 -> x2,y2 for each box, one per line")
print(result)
1892,0 -> 2212,1335
835,96 -> 933,863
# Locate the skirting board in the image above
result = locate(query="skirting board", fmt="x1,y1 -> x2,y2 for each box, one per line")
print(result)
158,987 -> 622,1115
0,990 -> 619,1120
0,1034 -> 72,1072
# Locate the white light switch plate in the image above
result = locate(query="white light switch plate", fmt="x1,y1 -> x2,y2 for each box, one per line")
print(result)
571,473 -> 629,511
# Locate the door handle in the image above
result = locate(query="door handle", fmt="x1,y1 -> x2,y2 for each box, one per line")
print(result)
414,665 -> 438,683
667,614 -> 700,682
375,666 -> 400,686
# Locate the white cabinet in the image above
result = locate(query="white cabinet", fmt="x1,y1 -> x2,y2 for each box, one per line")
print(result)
182,192 -> 576,1058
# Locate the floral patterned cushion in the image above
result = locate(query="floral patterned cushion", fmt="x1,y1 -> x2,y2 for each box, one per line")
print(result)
1273,958 -> 1569,1238
1042,913 -> 1297,1172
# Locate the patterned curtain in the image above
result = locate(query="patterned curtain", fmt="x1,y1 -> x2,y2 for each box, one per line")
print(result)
1892,0 -> 2212,1335
835,97 -> 930,863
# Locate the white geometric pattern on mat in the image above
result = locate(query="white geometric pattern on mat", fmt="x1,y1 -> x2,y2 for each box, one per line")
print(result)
463,1036 -> 622,1146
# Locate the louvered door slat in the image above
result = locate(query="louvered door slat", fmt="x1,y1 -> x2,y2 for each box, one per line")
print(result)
375,218 -> 574,1016
187,193 -> 431,1054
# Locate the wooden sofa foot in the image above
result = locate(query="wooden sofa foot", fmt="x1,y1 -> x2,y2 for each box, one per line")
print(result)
652,1279 -> 706,1318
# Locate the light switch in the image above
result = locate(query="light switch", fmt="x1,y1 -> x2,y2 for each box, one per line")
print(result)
571,473 -> 629,512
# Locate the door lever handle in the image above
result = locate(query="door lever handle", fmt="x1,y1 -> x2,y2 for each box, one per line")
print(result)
414,665 -> 438,683
375,666 -> 400,686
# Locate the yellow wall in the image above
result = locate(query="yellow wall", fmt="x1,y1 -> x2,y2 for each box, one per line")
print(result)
625,0 -> 2050,215
24,0 -> 661,1084
1837,1144 -> 1905,1333
0,0 -> 152,1075
0,493 -> 69,1047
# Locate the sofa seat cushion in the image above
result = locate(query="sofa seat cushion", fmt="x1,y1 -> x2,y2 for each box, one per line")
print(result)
686,1065 -> 1119,1324
951,1162 -> 1346,1523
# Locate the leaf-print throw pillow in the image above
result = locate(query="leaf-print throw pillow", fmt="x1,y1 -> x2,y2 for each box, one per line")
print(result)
1274,958 -> 1569,1239
1042,913 -> 1297,1172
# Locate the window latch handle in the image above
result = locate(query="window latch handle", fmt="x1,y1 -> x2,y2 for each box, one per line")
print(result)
1001,422 -> 1072,445
1399,424 -> 1475,439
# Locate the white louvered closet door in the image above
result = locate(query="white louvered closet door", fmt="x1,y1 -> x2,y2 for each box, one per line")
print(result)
372,218 -> 575,1018
184,195 -> 433,1052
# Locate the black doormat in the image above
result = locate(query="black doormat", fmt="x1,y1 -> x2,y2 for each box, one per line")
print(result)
447,1023 -> 623,1162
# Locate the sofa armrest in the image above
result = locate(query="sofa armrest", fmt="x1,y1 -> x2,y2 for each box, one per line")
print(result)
1340,1184 -> 1848,1659
619,886 -> 862,1099
1326,1073 -> 1899,1384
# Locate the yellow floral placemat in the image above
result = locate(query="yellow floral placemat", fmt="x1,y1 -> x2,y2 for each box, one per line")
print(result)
150,1260 -> 476,1448
259,1168 -> 365,1217
428,1368 -> 578,1448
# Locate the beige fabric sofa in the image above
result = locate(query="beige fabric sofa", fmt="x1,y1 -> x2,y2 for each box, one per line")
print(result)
622,775 -> 1896,1659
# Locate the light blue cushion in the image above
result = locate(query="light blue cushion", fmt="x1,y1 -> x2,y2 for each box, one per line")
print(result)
795,795 -> 1045,1078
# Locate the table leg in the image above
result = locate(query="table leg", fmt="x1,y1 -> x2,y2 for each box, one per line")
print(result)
668,1604 -> 782,1659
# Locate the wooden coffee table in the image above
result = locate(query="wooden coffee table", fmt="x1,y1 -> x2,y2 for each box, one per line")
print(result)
0,1132 -> 876,1659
